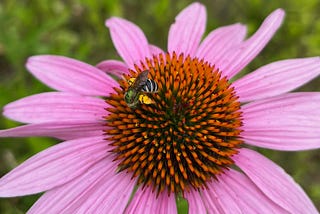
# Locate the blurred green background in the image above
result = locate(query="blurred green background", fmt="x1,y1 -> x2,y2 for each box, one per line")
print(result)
0,0 -> 319,213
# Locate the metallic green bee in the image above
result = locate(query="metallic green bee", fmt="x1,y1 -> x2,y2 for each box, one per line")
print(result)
124,70 -> 158,108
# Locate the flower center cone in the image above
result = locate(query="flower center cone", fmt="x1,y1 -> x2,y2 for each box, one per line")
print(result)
105,52 -> 243,195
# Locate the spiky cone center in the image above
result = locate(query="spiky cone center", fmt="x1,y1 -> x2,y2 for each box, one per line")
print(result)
105,52 -> 243,195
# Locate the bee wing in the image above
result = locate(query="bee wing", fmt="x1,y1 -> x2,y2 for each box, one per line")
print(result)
132,70 -> 149,90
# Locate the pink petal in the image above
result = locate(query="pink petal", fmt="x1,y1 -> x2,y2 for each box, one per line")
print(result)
221,9 -> 285,78
28,158 -> 115,213
196,23 -> 247,67
27,55 -> 118,96
96,45 -> 164,76
234,57 -> 320,102
28,158 -> 134,213
106,17 -> 151,69
201,180 -> 234,214
0,136 -> 108,197
0,121 -> 105,140
154,189 -> 177,214
3,92 -> 107,124
202,170 -> 287,213
184,190 -> 207,214
125,187 -> 177,214
75,167 -> 135,213
168,2 -> 206,56
202,177 -> 242,213
218,169 -> 287,213
234,148 -> 318,213
241,92 -> 320,150
96,59 -> 129,76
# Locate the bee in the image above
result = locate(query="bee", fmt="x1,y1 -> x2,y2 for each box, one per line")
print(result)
124,70 -> 158,108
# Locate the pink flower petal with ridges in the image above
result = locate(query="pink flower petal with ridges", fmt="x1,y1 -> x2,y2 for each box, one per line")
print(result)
3,92 -> 107,124
75,167 -> 136,213
96,59 -> 129,76
168,2 -> 206,56
28,157 -> 115,213
234,57 -> 320,102
124,187 -> 154,214
218,169 -> 287,213
0,121 -> 105,140
234,148 -> 318,213
203,177 -> 242,214
201,187 -> 224,213
28,158 -> 134,214
196,23 -> 247,67
156,189 -> 177,214
184,190 -> 207,214
221,9 -> 285,78
0,136 -> 108,197
27,55 -> 118,96
106,17 -> 151,69
202,169 -> 287,213
242,93 -> 320,150
125,187 -> 177,214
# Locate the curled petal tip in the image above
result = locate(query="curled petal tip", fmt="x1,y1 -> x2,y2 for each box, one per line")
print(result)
271,8 -> 286,21
105,17 -> 118,28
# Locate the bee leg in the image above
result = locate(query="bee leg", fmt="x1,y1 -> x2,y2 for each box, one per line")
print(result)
128,78 -> 136,86
139,94 -> 154,104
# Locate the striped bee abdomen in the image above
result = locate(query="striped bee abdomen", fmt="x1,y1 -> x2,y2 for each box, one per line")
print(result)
142,79 -> 158,93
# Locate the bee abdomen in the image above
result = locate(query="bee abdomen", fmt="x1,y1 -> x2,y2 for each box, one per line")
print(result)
142,79 -> 158,93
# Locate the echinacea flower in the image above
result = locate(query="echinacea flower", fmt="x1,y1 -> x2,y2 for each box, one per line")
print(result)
0,2 -> 319,213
